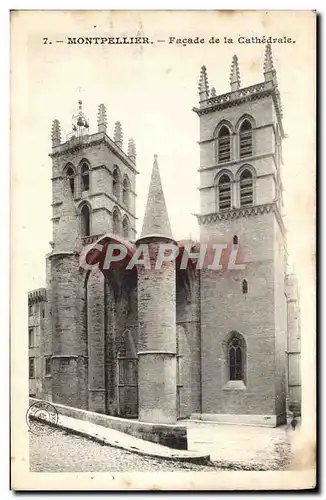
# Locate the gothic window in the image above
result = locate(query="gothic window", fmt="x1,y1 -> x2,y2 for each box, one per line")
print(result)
66,166 -> 75,196
113,166 -> 121,200
112,207 -> 121,236
218,174 -> 231,211
228,334 -> 245,381
122,176 -> 130,208
239,120 -> 253,158
233,235 -> 239,246
81,163 -> 90,192
240,169 -> 253,207
242,279 -> 248,294
81,204 -> 91,237
29,358 -> 35,379
122,215 -> 130,239
218,126 -> 231,163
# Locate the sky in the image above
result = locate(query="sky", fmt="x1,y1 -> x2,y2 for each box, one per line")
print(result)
11,10 -> 315,313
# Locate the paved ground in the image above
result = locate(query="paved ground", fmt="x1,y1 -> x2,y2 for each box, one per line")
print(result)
29,426 -> 217,472
29,422 -> 294,473
186,421 -> 295,470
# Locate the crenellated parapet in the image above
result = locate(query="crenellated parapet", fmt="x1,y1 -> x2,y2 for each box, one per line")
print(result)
28,287 -> 47,304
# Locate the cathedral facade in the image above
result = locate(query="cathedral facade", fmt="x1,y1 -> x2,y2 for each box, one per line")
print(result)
28,45 -> 301,426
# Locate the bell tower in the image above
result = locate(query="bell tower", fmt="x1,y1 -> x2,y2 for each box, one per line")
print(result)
193,45 -> 288,426
48,101 -> 138,409
50,100 -> 138,249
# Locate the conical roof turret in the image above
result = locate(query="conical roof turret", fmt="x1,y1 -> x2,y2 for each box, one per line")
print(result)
139,155 -> 173,240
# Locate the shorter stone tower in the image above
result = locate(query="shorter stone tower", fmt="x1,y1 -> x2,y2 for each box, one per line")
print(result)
136,156 -> 177,424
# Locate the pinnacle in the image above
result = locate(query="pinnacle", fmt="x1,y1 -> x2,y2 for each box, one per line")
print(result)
140,155 -> 173,240
114,121 -> 123,147
229,54 -> 241,91
263,44 -> 274,74
198,65 -> 209,95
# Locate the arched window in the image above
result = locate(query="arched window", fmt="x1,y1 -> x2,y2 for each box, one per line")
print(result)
122,176 -> 130,208
112,208 -> 121,236
242,279 -> 248,294
218,174 -> 231,211
81,163 -> 90,192
218,126 -> 231,163
66,167 -> 75,196
239,120 -> 253,158
122,215 -> 130,239
81,204 -> 91,237
113,167 -> 121,200
233,235 -> 238,246
240,169 -> 253,207
228,334 -> 245,381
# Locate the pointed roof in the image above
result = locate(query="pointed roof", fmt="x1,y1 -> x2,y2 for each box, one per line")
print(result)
229,55 -> 241,91
140,155 -> 173,240
55,179 -> 80,253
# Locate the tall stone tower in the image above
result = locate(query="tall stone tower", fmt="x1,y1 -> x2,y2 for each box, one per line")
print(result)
48,101 -> 137,408
193,46 -> 288,425
136,155 -> 177,424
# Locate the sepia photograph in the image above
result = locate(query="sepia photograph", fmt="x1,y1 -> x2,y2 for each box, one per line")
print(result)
10,9 -> 316,491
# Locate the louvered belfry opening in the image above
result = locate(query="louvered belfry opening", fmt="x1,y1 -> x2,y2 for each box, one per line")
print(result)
239,120 -> 253,158
240,169 -> 253,207
218,126 -> 231,162
218,174 -> 232,211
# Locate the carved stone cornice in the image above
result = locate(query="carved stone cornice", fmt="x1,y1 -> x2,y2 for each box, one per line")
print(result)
196,202 -> 286,236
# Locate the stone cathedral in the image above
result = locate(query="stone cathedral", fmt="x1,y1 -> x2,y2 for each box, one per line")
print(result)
28,45 -> 301,427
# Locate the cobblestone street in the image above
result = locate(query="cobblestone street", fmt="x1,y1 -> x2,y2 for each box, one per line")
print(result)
29,427 -> 218,472
29,423 -> 293,473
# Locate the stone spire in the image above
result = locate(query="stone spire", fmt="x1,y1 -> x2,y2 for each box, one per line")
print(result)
263,44 -> 276,82
128,138 -> 136,163
114,121 -> 123,149
51,119 -> 61,147
198,65 -> 209,102
97,103 -> 107,133
229,55 -> 241,91
140,155 -> 173,240
55,178 -> 80,253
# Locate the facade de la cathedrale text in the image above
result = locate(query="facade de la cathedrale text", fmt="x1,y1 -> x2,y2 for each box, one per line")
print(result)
28,44 -> 301,429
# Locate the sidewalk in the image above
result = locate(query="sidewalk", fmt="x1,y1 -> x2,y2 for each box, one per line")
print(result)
185,420 -> 295,470
46,414 -> 210,464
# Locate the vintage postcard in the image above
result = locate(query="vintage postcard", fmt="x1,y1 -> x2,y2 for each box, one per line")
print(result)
11,10 -> 316,491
